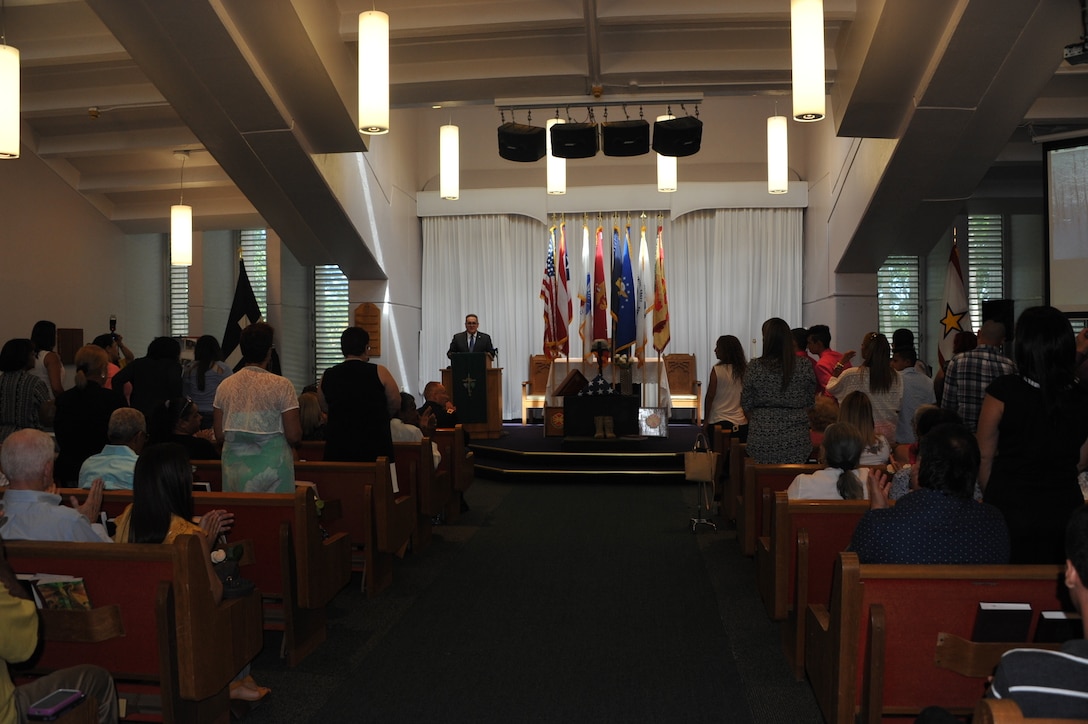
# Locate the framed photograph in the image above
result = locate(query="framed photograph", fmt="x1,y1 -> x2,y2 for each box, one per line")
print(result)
638,407 -> 668,438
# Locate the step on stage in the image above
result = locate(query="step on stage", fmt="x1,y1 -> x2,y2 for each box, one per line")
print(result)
469,423 -> 703,482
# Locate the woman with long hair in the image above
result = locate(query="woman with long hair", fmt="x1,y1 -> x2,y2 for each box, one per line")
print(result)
0,338 -> 51,442
786,422 -> 868,500
183,335 -> 232,430
977,306 -> 1088,563
826,332 -> 903,443
29,320 -> 65,398
149,397 -> 220,460
837,391 -> 891,467
741,318 -> 817,463
51,345 -> 125,483
704,334 -> 748,442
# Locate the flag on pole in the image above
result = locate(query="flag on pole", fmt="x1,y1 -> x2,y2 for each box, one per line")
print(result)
652,225 -> 671,353
540,225 -> 569,358
592,225 -> 609,359
610,226 -> 636,357
635,223 -> 651,367
578,223 -> 592,360
937,240 -> 970,368
557,221 -> 572,343
222,259 -> 264,369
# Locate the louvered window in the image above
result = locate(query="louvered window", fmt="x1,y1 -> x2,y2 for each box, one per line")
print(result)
315,265 -> 349,377
169,264 -> 189,337
966,215 -> 1005,330
239,229 -> 268,315
877,255 -> 921,347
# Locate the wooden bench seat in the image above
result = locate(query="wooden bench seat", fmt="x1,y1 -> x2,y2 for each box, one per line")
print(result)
805,552 -> 1066,724
974,698 -> 1086,724
432,425 -> 474,523
393,438 -> 450,552
738,462 -> 821,556
4,535 -> 263,723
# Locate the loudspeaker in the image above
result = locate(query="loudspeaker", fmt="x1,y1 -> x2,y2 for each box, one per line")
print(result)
601,120 -> 650,156
497,123 -> 546,162
550,123 -> 599,159
652,116 -> 703,157
982,298 -> 1015,355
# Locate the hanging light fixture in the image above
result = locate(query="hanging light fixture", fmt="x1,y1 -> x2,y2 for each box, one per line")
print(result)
358,10 -> 389,135
546,117 -> 566,195
791,0 -> 826,122
767,114 -> 789,194
440,123 -> 459,200
170,151 -> 192,267
656,114 -> 677,193
0,0 -> 19,159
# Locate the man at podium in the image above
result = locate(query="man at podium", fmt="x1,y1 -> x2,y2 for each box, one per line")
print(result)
447,314 -> 495,359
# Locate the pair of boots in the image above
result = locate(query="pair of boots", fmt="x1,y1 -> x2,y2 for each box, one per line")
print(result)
593,416 -> 616,439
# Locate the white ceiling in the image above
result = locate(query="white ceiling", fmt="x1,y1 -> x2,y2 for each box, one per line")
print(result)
7,0 -> 1088,277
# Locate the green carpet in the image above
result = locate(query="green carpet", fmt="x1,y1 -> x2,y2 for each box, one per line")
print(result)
244,480 -> 821,723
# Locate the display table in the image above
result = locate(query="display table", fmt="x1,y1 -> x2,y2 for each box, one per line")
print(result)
562,395 -> 640,438
546,358 -> 672,410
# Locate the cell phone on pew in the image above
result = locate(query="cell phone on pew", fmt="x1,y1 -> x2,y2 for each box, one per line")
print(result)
27,689 -> 85,720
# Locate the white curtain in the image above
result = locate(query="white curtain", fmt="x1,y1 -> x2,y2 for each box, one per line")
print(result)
422,208 -> 803,420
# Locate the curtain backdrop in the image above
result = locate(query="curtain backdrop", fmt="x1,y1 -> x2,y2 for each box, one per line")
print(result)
421,208 -> 803,420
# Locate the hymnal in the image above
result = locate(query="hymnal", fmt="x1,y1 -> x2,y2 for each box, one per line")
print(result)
1033,610 -> 1083,643
971,602 -> 1033,643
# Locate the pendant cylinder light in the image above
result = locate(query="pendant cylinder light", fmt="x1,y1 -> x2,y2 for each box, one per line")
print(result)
656,115 -> 677,193
791,0 -> 825,122
767,115 -> 789,194
0,43 -> 19,158
546,118 -> 566,195
440,123 -> 459,200
358,10 -> 389,135
170,204 -> 193,266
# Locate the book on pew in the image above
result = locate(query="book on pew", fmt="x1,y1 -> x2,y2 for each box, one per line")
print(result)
1033,610 -> 1083,643
972,602 -> 1033,642
19,574 -> 92,610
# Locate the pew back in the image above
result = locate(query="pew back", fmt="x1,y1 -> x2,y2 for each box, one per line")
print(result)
738,462 -> 820,556
432,425 -> 474,522
393,439 -> 449,552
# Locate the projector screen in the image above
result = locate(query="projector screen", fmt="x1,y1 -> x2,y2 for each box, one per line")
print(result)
1047,139 -> 1088,314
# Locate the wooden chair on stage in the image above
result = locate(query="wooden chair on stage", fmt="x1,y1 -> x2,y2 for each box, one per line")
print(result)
664,353 -> 701,424
521,355 -> 552,424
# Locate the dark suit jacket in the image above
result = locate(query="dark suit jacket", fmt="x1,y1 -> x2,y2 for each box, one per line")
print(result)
447,330 -> 494,358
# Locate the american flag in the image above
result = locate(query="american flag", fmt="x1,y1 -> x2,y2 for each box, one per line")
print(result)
540,226 -> 570,358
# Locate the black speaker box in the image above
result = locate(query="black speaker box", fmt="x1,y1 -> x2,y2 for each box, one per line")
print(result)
497,123 -> 546,162
652,116 -> 703,157
550,123 -> 599,159
601,120 -> 650,156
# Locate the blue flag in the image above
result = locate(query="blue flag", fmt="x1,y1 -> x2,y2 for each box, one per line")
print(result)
610,227 -> 636,357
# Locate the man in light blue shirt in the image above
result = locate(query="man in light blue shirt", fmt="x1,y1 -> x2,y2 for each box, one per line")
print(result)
0,429 -> 109,542
78,408 -> 146,490
893,346 -> 937,444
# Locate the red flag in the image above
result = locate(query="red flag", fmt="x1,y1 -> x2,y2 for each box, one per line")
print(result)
652,225 -> 671,353
592,225 -> 609,359
556,222 -> 572,341
540,226 -> 568,358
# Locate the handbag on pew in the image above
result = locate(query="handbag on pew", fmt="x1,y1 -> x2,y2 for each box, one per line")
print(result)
212,543 -> 256,599
684,433 -> 720,482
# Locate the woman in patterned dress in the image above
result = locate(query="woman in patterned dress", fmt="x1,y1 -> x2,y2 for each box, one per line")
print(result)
0,338 -> 51,443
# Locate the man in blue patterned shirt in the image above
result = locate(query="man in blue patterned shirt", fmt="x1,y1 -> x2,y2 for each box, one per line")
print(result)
940,320 -> 1015,432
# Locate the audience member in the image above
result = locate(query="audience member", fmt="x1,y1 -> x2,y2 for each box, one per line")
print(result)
933,330 -> 977,405
0,429 -> 110,542
111,444 -> 268,703
978,306 -> 1088,563
52,345 -> 126,484
319,327 -> 399,462
940,320 -> 1014,432
741,318 -> 817,464
786,422 -> 868,500
837,391 -> 890,468
113,337 -> 183,420
390,392 -> 441,468
806,324 -> 851,396
149,397 -> 219,461
0,532 -> 120,723
986,504 -> 1088,718
849,422 -> 1009,564
826,333 -> 903,443
704,334 -> 748,443
891,328 -> 929,374
791,326 -> 817,375
78,408 -> 146,490
1077,326 -> 1088,384
420,381 -> 461,430
891,345 -> 936,445
182,335 -> 231,430
807,395 -> 839,455
214,323 -> 300,493
91,332 -> 134,396
888,405 -> 962,500
29,320 -> 65,399
298,391 -> 327,441
0,338 -> 50,443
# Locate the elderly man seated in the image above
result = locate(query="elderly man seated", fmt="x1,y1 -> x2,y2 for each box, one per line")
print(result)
0,428 -> 109,542
78,408 -> 146,490
390,393 -> 441,469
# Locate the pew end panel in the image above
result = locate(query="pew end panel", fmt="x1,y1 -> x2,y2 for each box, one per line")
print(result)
738,463 -> 820,556
973,698 -> 1086,724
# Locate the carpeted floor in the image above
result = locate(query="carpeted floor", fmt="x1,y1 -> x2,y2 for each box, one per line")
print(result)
243,480 -> 822,723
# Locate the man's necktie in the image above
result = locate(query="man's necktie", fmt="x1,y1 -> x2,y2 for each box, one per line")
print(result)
469,334 -> 475,352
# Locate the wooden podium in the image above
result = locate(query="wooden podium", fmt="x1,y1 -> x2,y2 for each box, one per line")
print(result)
443,355 -> 503,439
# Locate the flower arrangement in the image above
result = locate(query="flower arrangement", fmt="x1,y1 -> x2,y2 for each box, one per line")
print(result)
613,353 -> 633,369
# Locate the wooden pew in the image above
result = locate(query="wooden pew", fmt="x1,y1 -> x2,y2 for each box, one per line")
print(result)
61,487 -> 351,667
726,439 -> 746,524
191,460 -> 222,491
974,698 -> 1085,724
805,552 -> 1066,724
432,425 -> 474,523
293,459 -> 415,597
393,438 -> 450,552
737,462 -> 821,556
4,535 -> 263,724
295,440 -> 326,461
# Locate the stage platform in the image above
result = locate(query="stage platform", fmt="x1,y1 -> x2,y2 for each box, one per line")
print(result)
469,422 -> 703,482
